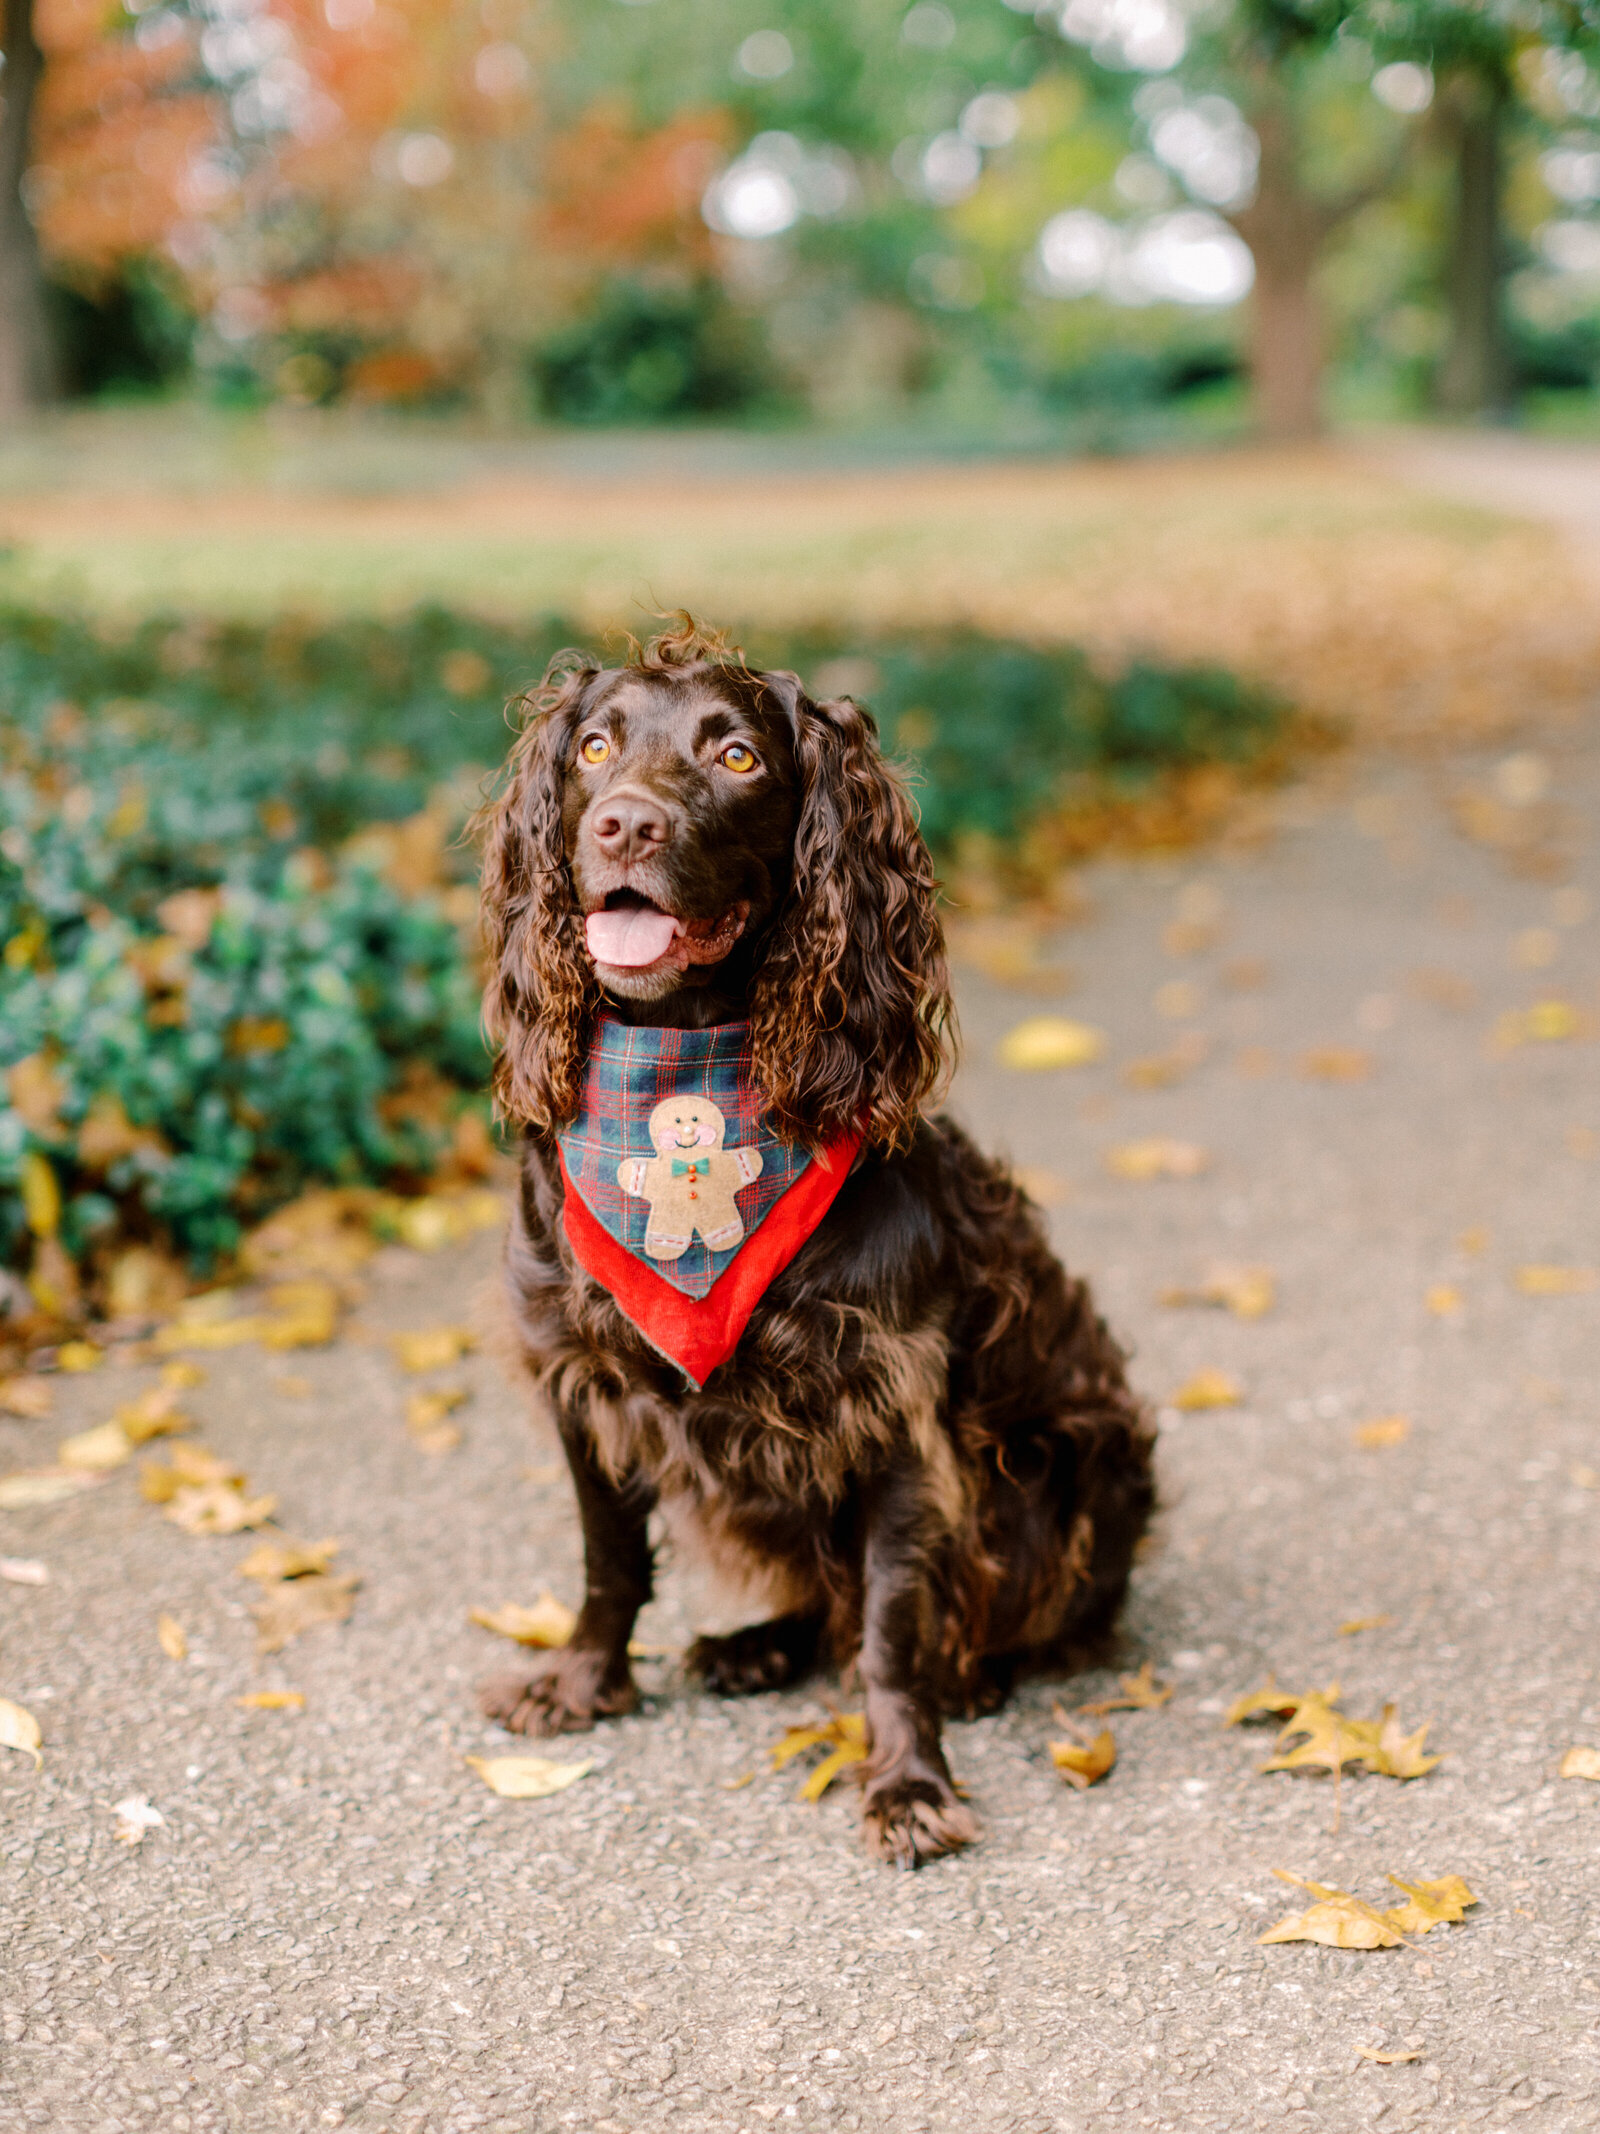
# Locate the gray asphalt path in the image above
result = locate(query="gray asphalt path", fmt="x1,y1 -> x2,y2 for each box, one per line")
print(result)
3,735 -> 1599,2134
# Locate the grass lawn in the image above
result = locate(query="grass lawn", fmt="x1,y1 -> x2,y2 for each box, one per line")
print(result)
1,406 -> 1596,743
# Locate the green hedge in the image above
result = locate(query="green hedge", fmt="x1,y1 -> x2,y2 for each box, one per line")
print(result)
0,604 -> 1287,1311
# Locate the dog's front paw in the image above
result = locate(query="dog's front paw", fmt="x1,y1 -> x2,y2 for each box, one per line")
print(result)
860,1770 -> 979,1869
478,1648 -> 638,1737
687,1612 -> 822,1696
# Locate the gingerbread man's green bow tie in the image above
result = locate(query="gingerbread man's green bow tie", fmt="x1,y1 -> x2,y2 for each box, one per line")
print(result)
671,1157 -> 710,1180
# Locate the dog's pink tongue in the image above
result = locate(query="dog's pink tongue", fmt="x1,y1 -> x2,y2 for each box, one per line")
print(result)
586,906 -> 681,967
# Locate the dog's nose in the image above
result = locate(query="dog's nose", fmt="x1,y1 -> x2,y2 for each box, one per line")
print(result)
589,793 -> 673,862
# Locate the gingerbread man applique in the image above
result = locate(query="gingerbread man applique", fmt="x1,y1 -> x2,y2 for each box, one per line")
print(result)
617,1096 -> 763,1263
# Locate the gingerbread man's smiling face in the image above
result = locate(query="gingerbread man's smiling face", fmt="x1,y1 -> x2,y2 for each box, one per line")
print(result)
647,1096 -> 725,1156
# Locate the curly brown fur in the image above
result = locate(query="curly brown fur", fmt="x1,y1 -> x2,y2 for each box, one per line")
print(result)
477,619 -> 1156,1866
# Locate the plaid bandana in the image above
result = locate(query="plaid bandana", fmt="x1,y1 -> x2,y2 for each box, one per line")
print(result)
557,1016 -> 861,1388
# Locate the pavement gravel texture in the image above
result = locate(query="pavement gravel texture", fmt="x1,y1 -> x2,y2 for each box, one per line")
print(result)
3,736 -> 1599,2134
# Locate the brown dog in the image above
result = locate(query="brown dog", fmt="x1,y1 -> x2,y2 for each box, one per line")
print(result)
476,620 -> 1154,1866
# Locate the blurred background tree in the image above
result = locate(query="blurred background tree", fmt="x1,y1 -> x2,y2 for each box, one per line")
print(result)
2,0 -> 1599,433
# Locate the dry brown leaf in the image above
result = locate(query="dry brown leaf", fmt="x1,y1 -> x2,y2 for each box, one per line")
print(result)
770,1712 -> 870,1801
0,1466 -> 102,1508
253,1571 -> 360,1654
1355,2047 -> 1423,2064
1077,1661 -> 1172,1716
465,1753 -> 593,1799
1106,1138 -> 1210,1181
0,1376 -> 52,1419
238,1536 -> 341,1582
1338,1615 -> 1393,1637
393,1325 -> 477,1373
1258,1874 -> 1404,1950
1160,1266 -> 1275,1320
166,1483 -> 278,1536
0,1696 -> 43,1767
1560,1745 -> 1600,1781
1170,1369 -> 1242,1411
469,1593 -> 577,1648
6,1053 -> 65,1136
235,1689 -> 306,1711
1515,1265 -> 1598,1296
57,1421 -> 134,1473
1355,1414 -> 1410,1450
1049,1727 -> 1117,1790
156,1612 -> 188,1660
997,1017 -> 1106,1071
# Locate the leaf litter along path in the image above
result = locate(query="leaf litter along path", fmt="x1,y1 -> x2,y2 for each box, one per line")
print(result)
3,744 -> 1600,2134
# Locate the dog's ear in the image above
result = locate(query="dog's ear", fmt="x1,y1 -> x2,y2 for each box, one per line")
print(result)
749,689 -> 953,1153
476,658 -> 602,1135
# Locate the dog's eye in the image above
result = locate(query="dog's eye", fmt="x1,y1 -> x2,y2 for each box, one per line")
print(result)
579,734 -> 610,766
719,743 -> 758,775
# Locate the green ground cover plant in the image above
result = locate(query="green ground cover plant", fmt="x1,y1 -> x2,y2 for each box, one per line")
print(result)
0,603 -> 1285,1318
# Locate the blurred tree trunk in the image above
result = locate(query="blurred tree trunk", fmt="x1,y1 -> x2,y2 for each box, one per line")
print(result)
1434,72 -> 1511,419
1228,92 -> 1329,442
0,0 -> 59,418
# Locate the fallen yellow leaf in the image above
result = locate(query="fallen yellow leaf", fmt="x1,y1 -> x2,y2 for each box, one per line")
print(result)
0,1696 -> 43,1767
114,1385 -> 190,1444
1515,1265 -> 1598,1296
0,1467 -> 101,1509
1299,1047 -> 1372,1083
1338,1615 -> 1393,1637
1259,1875 -> 1404,1950
393,1325 -> 477,1373
56,1341 -> 102,1373
1106,1138 -> 1210,1181
469,1593 -> 578,1648
1170,1369 -> 1242,1411
1355,2047 -> 1422,2064
1384,1873 -> 1477,1931
1571,1465 -> 1599,1491
1425,1284 -> 1463,1317
1258,1692 -> 1440,1784
1225,1676 -> 1333,1727
140,1443 -> 245,1501
238,1536 -> 341,1582
1160,1266 -> 1274,1319
166,1483 -> 278,1536
1355,1415 -> 1410,1450
258,1278 -> 341,1350
770,1712 -> 870,1801
1560,1745 -> 1600,1781
253,1572 -> 360,1654
161,1360 -> 207,1389
157,1613 -> 187,1661
0,1375 -> 52,1418
1011,1165 -> 1070,1207
1049,1728 -> 1117,1791
57,1421 -> 134,1473
407,1386 -> 467,1452
1077,1661 -> 1172,1716
112,1795 -> 164,1845
465,1753 -> 593,1799
997,1016 -> 1106,1071
235,1689 -> 306,1711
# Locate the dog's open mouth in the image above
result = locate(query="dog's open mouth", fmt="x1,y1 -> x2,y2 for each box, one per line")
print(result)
584,890 -> 748,973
